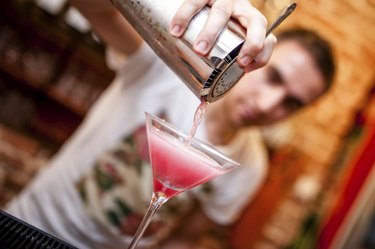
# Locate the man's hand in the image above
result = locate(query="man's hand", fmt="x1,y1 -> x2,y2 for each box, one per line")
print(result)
170,0 -> 276,73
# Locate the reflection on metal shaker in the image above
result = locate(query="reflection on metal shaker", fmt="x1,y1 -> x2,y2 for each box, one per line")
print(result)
111,0 -> 296,103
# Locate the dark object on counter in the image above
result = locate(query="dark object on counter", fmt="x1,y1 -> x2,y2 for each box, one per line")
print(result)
0,210 -> 78,249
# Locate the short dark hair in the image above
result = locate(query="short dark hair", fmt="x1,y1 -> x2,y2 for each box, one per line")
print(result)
277,28 -> 336,90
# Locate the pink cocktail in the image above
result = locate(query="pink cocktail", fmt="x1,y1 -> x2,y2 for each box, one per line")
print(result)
127,113 -> 239,249
149,124 -> 225,199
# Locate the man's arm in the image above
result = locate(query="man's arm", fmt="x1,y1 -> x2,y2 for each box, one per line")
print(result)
69,0 -> 143,56
70,0 -> 276,72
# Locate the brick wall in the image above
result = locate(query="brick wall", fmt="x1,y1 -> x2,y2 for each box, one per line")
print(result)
231,0 -> 375,248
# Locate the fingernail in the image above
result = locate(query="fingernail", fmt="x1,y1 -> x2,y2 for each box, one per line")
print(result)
239,55 -> 252,66
195,41 -> 208,54
170,25 -> 182,36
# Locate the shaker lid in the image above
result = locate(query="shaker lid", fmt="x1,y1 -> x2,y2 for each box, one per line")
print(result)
201,44 -> 244,103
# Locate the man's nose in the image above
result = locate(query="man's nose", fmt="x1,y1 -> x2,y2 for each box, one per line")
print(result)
257,86 -> 287,113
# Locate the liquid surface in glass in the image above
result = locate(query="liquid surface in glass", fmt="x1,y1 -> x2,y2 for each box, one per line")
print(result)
148,127 -> 223,199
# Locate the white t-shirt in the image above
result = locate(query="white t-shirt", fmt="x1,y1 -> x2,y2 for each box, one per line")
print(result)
5,44 -> 268,249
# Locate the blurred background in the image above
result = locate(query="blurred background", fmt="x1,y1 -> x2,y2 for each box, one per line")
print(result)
0,0 -> 374,249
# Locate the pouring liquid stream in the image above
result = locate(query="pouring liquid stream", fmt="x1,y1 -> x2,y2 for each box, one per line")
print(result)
186,99 -> 209,144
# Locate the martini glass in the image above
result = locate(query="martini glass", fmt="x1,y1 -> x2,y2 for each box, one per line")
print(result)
127,113 -> 240,248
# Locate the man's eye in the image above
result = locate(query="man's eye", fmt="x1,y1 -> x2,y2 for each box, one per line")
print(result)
267,67 -> 282,84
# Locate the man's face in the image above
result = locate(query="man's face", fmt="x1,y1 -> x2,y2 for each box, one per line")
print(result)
220,40 -> 326,127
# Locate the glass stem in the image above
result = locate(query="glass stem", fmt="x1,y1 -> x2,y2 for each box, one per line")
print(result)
127,192 -> 167,249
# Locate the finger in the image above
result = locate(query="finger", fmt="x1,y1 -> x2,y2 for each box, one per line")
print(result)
231,0 -> 254,27
170,0 -> 208,37
242,34 -> 277,73
193,0 -> 232,55
237,10 -> 268,67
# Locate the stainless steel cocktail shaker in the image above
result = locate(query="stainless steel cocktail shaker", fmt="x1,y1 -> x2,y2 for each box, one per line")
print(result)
111,0 -> 246,103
